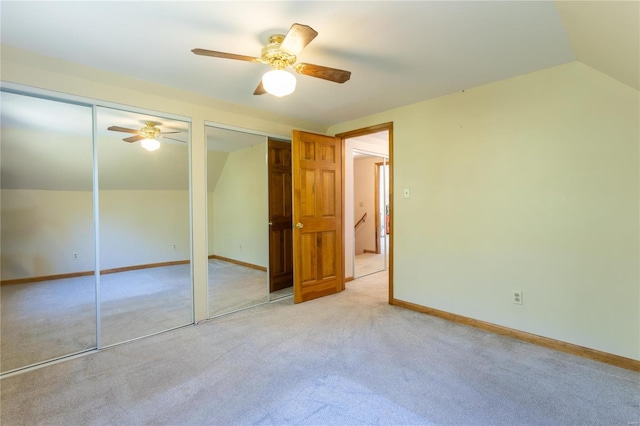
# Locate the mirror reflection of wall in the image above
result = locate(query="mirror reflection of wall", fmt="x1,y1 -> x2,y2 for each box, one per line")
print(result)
1,91 -> 96,373
206,126 -> 269,317
0,92 -> 193,373
96,108 -> 192,346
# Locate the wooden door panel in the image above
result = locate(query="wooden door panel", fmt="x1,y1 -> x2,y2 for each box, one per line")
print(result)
321,144 -> 336,162
321,231 -> 337,279
321,170 -> 336,217
300,233 -> 318,283
270,231 -> 284,274
270,227 -> 292,275
293,130 -> 343,303
268,140 -> 293,293
301,280 -> 339,300
270,172 -> 286,217
301,140 -> 316,160
300,168 -> 317,218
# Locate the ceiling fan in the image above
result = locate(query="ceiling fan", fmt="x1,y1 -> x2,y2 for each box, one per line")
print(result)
107,121 -> 183,151
192,23 -> 351,97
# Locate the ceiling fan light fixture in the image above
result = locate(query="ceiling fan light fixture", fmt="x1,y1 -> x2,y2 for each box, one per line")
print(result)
141,137 -> 160,152
262,69 -> 296,97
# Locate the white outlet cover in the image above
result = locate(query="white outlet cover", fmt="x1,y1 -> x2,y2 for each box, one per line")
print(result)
513,291 -> 523,305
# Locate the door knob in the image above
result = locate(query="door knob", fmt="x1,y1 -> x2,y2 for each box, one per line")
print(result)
296,222 -> 304,229
268,222 -> 273,226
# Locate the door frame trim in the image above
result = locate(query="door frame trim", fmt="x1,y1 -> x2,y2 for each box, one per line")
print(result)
335,122 -> 394,303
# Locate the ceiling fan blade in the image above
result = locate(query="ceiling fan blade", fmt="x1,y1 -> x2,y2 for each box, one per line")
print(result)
123,135 -> 144,143
253,80 -> 267,95
108,126 -> 139,134
191,48 -> 260,63
159,135 -> 185,143
295,63 -> 351,83
159,131 -> 182,135
280,23 -> 318,56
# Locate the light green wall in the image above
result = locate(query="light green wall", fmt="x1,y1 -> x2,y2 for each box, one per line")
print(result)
0,189 -> 190,279
1,189 -> 94,278
99,190 -> 190,269
3,44 -> 637,360
211,143 -> 268,268
206,149 -> 229,257
328,62 -> 640,360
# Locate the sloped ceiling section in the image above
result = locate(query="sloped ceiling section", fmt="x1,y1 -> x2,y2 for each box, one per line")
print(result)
0,1 -> 577,127
0,1 -> 636,133
206,126 -> 268,192
555,0 -> 640,90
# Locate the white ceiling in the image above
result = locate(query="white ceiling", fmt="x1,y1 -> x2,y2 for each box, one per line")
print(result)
206,126 -> 266,152
1,1 -> 637,191
0,0 -> 586,128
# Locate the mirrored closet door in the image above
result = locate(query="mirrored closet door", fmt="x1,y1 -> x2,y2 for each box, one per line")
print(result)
206,126 -> 270,317
96,107 -> 192,346
1,91 -> 96,373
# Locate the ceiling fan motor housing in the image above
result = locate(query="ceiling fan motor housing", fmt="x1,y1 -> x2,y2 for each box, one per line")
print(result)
191,23 -> 351,95
262,35 -> 296,70
141,121 -> 161,138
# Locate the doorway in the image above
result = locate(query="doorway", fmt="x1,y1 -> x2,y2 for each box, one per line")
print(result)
337,123 -> 393,298
267,139 -> 294,298
352,152 -> 389,278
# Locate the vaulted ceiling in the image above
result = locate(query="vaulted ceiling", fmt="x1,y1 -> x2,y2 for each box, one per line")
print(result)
1,1 -> 637,129
1,1 -> 637,192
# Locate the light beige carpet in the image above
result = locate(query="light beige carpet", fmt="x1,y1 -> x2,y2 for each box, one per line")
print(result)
1,271 -> 638,425
208,258 -> 269,317
1,259 -> 289,373
354,252 -> 386,277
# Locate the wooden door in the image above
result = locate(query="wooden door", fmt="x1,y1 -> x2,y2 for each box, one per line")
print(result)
268,139 -> 293,292
292,130 -> 344,303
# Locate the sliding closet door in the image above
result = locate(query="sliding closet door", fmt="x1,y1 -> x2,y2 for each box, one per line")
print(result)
96,108 -> 192,346
0,91 -> 96,373
206,126 -> 269,317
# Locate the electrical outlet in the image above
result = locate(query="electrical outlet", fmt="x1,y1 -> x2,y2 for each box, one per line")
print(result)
73,252 -> 79,260
513,290 -> 523,305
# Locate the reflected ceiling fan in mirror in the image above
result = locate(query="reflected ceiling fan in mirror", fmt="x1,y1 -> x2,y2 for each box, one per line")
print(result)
192,23 -> 351,97
107,121 -> 183,151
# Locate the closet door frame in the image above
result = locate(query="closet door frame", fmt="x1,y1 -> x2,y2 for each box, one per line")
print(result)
0,82 -> 193,375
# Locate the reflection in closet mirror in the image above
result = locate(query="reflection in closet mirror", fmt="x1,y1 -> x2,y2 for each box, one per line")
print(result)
0,91 -> 96,373
96,107 -> 192,346
206,126 -> 270,317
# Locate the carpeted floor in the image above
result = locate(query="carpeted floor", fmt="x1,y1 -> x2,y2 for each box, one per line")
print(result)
354,236 -> 389,278
209,259 -> 269,317
354,252 -> 386,277
1,259 -> 289,373
1,271 -> 638,425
